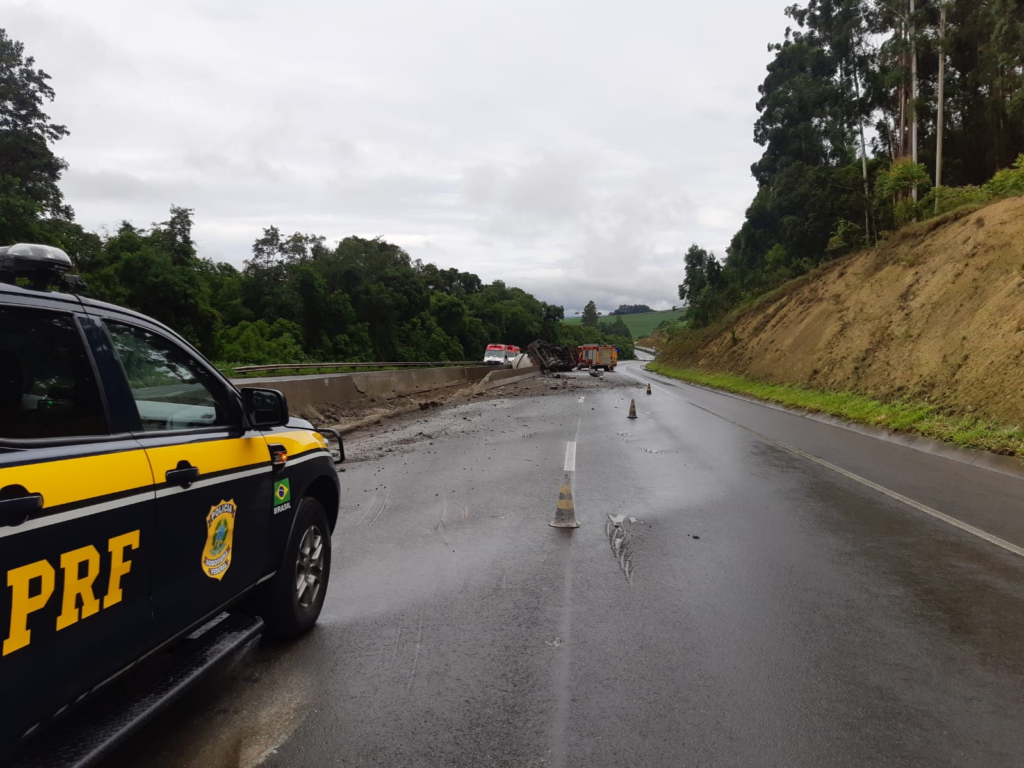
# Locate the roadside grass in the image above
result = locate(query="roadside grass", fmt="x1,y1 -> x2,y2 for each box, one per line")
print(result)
647,363 -> 1024,459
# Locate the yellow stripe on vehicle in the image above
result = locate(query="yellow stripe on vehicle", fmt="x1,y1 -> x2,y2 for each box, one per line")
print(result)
0,450 -> 153,511
268,430 -> 329,458
144,436 -> 270,478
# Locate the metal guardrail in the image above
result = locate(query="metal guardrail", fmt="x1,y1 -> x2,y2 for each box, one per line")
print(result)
232,361 -> 485,374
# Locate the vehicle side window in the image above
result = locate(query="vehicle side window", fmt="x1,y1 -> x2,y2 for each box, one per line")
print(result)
103,321 -> 235,432
0,306 -> 108,440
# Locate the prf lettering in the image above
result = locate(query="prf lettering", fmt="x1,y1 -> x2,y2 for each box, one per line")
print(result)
2,530 -> 139,656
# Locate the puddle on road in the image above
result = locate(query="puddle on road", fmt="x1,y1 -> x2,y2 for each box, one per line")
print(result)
104,644 -> 314,768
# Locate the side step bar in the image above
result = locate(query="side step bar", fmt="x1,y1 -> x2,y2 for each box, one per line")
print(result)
13,613 -> 264,768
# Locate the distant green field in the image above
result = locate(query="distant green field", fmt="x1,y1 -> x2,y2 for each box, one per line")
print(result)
562,308 -> 686,338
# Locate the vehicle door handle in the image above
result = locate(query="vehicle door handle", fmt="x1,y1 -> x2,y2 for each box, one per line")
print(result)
166,461 -> 200,489
0,487 -> 44,528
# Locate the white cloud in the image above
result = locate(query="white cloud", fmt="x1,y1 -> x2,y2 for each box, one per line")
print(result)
3,0 -> 785,308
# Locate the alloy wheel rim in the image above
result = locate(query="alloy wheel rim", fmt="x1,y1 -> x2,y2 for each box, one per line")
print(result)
294,523 -> 324,611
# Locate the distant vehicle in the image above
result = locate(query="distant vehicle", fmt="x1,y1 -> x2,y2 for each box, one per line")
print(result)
483,344 -> 519,366
483,344 -> 508,365
577,344 -> 617,371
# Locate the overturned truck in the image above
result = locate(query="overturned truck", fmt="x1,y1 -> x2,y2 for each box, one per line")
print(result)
526,339 -> 576,373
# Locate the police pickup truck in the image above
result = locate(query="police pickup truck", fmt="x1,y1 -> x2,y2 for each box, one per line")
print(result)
0,244 -> 344,765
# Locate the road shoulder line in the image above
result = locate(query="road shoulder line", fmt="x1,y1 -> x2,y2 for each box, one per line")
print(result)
684,398 -> 1024,559
637,366 -> 1024,481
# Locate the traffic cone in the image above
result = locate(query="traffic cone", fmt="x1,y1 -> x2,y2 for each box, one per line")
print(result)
627,399 -> 638,419
646,383 -> 652,395
550,473 -> 580,528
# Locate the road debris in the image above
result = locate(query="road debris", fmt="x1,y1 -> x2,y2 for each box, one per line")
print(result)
525,339 -> 576,372
309,370 -> 634,451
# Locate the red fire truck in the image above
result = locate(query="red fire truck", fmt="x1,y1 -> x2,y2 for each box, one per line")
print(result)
577,344 -> 618,371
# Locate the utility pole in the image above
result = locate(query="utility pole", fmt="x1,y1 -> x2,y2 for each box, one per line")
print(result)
935,3 -> 947,214
910,0 -> 919,201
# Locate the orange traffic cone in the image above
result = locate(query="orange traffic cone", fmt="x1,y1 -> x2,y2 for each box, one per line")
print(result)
646,383 -> 652,395
550,474 -> 580,528
627,399 -> 638,419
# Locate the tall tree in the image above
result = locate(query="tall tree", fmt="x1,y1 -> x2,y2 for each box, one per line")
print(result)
0,28 -> 73,242
910,0 -> 920,200
934,1 -> 947,211
728,2 -> 878,287
580,300 -> 599,327
678,245 -> 725,327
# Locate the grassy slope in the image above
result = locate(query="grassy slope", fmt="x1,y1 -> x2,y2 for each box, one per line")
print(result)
648,363 -> 1024,458
562,308 -> 686,337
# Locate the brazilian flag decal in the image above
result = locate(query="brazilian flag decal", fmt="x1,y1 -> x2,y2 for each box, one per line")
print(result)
274,478 -> 291,506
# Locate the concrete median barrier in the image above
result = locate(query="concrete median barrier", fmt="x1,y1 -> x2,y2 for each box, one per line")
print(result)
475,367 -> 540,391
233,365 -> 545,410
234,366 -> 495,410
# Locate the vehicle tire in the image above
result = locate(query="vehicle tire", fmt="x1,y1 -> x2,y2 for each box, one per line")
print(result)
259,496 -> 332,641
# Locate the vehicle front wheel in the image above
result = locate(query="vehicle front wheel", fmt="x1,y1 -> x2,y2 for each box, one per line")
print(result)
259,496 -> 332,640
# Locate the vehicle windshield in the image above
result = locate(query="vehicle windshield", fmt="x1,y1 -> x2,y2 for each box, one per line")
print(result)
484,350 -> 506,358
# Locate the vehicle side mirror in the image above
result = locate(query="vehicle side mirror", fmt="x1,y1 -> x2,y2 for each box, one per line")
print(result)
242,388 -> 289,428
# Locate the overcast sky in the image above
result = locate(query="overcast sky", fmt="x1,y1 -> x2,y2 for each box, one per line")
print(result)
5,0 -> 784,313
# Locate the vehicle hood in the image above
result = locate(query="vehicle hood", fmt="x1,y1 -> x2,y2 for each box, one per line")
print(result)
287,416 -> 315,430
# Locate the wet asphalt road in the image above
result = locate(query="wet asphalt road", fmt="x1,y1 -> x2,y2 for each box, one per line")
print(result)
100,361 -> 1024,767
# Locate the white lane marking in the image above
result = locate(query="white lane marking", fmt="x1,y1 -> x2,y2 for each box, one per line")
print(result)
785,442 -> 1024,557
564,442 -> 577,473
685,400 -> 1024,559
571,393 -> 586,447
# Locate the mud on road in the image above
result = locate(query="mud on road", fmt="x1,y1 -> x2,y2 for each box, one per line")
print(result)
330,370 -> 641,462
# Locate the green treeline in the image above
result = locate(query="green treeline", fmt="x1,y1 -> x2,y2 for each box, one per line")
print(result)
560,320 -> 635,358
68,211 -> 567,365
679,0 -> 1024,328
611,304 -> 653,316
0,28 -> 639,364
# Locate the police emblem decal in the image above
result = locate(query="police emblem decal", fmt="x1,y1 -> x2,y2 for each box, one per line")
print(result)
202,500 -> 237,580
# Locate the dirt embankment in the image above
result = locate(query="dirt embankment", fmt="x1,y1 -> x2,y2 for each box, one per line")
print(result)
661,197 -> 1024,425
